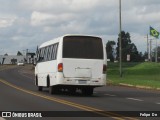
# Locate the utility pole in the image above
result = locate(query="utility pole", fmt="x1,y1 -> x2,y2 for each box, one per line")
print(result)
26,49 -> 29,64
119,0 -> 122,77
155,39 -> 158,63
150,39 -> 152,62
147,34 -> 149,61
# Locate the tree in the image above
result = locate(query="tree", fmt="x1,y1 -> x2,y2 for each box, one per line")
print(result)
4,53 -> 8,56
138,52 -> 145,62
17,51 -> 23,56
129,43 -> 140,62
106,41 -> 116,62
158,46 -> 160,62
116,31 -> 143,62
116,31 -> 131,61
143,52 -> 148,60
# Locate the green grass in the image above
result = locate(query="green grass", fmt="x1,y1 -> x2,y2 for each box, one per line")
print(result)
107,62 -> 160,89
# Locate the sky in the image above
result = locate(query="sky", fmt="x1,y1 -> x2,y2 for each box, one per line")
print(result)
0,0 -> 160,55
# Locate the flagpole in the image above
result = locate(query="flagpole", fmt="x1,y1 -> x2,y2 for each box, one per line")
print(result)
150,39 -> 152,62
149,26 -> 159,62
156,38 -> 158,63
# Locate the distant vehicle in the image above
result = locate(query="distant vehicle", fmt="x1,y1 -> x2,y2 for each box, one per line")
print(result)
35,35 -> 107,95
17,62 -> 24,66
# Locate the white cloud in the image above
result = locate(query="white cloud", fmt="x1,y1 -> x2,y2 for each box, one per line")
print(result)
69,0 -> 99,11
123,6 -> 160,26
31,11 -> 75,26
19,0 -> 70,13
11,36 -> 24,41
43,26 -> 53,32
19,0 -> 117,14
31,11 -> 55,26
0,17 -> 16,28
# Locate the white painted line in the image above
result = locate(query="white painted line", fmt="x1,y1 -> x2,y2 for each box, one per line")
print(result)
156,102 -> 160,105
104,94 -> 116,97
127,97 -> 143,102
19,72 -> 34,80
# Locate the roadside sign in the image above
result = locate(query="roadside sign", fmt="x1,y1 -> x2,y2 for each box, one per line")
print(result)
127,54 -> 130,61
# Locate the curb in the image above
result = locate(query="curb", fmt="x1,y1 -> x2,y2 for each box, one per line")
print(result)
119,83 -> 160,91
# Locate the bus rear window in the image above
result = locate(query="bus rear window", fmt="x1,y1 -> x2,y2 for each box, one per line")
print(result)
63,36 -> 104,59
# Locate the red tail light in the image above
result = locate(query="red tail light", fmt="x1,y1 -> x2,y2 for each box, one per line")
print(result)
58,63 -> 63,72
103,64 -> 107,74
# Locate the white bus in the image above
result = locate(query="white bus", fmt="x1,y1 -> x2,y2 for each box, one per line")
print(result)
35,35 -> 107,95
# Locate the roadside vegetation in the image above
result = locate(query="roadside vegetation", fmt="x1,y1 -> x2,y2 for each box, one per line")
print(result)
107,62 -> 160,89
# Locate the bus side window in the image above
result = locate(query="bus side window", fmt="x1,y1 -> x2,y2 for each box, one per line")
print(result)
51,44 -> 55,60
48,45 -> 52,61
49,45 -> 54,60
44,47 -> 48,61
45,46 -> 49,61
40,48 -> 45,62
52,43 -> 58,60
54,43 -> 58,60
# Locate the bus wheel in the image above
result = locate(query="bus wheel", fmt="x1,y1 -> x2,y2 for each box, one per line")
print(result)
38,86 -> 43,91
49,86 -> 53,94
47,76 -> 50,88
82,88 -> 93,96
49,86 -> 59,94
35,76 -> 38,86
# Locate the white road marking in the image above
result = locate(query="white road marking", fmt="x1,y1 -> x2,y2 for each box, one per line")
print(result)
104,94 -> 116,97
18,71 -> 34,80
127,98 -> 143,102
156,102 -> 160,105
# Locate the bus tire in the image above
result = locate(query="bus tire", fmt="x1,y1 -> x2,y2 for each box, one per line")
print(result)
35,76 -> 38,86
49,86 -> 57,94
36,76 -> 43,91
49,86 -> 60,94
38,86 -> 43,91
82,88 -> 93,96
49,86 -> 54,94
47,76 -> 50,88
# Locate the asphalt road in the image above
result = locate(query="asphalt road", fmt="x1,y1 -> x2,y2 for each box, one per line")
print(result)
0,65 -> 160,120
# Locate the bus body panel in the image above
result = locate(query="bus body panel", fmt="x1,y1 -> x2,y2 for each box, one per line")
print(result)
35,35 -> 107,91
63,59 -> 103,79
36,60 -> 57,86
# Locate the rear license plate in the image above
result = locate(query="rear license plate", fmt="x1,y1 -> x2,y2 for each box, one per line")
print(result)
78,80 -> 87,84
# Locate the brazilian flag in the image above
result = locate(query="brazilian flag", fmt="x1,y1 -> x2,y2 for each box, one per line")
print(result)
150,26 -> 159,38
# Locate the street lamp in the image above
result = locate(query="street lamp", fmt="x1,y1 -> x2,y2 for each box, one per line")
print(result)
119,0 -> 122,77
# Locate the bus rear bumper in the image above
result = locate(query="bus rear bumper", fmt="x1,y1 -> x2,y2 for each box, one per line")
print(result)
57,76 -> 106,87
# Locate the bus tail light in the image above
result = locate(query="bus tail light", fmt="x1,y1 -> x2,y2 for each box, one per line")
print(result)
58,63 -> 63,72
103,64 -> 107,74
